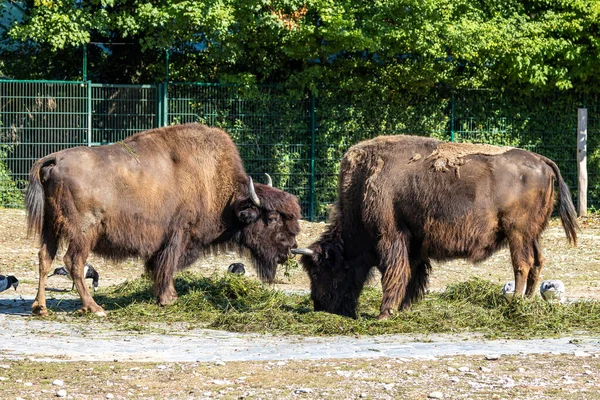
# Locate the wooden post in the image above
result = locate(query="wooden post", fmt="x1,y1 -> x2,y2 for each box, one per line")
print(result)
577,108 -> 588,217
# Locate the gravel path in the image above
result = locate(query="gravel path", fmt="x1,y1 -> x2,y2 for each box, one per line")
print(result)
1,297 -> 599,363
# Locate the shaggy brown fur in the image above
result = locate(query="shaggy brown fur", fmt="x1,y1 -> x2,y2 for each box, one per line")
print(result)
26,123 -> 301,316
300,135 -> 578,319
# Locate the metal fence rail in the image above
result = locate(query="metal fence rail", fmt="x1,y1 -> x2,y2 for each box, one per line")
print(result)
1,80 -> 598,219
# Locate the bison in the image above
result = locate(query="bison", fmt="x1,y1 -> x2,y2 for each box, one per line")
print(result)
293,135 -> 578,319
26,123 -> 301,316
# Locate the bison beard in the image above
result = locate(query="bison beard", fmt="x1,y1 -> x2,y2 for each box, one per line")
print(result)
295,135 -> 578,319
26,123 -> 301,316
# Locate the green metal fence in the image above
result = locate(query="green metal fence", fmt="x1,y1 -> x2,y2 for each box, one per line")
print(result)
0,80 -> 88,207
91,83 -> 158,145
1,79 -> 598,219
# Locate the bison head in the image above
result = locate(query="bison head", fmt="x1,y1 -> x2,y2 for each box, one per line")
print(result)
293,237 -> 364,318
234,176 -> 301,283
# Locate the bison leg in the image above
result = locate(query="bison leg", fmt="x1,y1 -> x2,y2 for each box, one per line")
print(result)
65,242 -> 106,316
152,229 -> 186,306
377,235 -> 411,320
525,239 -> 546,297
32,226 -> 59,316
508,234 -> 535,299
400,256 -> 431,311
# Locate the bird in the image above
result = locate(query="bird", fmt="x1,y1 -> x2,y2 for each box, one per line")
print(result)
502,281 -> 525,301
0,275 -> 19,292
48,264 -> 99,292
227,263 -> 246,275
540,280 -> 566,303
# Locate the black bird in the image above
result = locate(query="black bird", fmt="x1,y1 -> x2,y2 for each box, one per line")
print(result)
49,264 -> 99,292
227,263 -> 246,275
0,275 -> 18,292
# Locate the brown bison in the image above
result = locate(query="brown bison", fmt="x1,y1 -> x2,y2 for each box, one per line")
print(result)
26,123 -> 301,316
293,135 -> 578,319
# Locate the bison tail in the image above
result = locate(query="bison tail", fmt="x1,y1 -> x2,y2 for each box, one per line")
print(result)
25,157 -> 54,238
543,157 -> 579,246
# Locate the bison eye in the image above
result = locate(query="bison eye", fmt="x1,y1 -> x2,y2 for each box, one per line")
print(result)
266,213 -> 279,223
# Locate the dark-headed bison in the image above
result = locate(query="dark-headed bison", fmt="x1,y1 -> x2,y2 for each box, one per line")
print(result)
26,123 -> 301,316
293,135 -> 578,319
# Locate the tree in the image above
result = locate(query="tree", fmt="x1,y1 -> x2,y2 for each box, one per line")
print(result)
2,0 -> 599,91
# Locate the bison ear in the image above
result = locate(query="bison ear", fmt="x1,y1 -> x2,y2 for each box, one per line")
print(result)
236,206 -> 260,224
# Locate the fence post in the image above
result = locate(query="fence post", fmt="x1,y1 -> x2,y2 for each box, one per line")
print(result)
450,89 -> 455,142
162,83 -> 168,126
82,45 -> 87,82
309,93 -> 316,221
157,83 -> 164,127
577,108 -> 588,216
87,81 -> 92,146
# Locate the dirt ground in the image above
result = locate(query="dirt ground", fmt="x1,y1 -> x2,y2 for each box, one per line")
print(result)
1,208 -> 600,399
0,353 -> 598,400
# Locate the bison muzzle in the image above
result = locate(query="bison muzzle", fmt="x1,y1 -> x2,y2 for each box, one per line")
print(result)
294,135 -> 578,319
26,123 -> 301,316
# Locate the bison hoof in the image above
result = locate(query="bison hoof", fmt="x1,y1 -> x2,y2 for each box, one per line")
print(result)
32,305 -> 49,317
76,306 -> 107,316
157,295 -> 178,307
377,308 -> 394,320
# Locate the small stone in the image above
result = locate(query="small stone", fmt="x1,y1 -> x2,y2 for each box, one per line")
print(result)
518,367 -> 526,373
359,394 -> 367,398
382,383 -> 395,391
450,377 -> 460,383
23,382 -> 33,387
574,351 -> 591,357
485,354 -> 500,360
294,388 -> 313,394
479,367 -> 492,373
53,379 -> 64,386
447,367 -> 456,373
106,394 -> 114,399
405,369 -> 415,375
428,391 -> 444,399
458,367 -> 470,372
214,361 -> 226,366
584,370 -> 593,375
56,389 -> 67,398
0,377 -> 7,381
336,370 -> 351,377
156,365 -> 167,370
0,365 -> 10,369
277,361 -> 287,366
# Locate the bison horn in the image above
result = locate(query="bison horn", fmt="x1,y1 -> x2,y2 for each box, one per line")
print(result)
291,248 -> 314,256
265,173 -> 273,187
248,176 -> 261,207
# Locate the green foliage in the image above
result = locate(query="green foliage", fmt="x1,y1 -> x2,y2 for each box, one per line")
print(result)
68,273 -> 600,338
0,146 -> 24,208
4,1 -> 600,90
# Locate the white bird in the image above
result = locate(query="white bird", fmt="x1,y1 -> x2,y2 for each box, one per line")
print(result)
0,275 -> 18,292
540,280 -> 566,303
48,264 -> 99,292
502,281 -> 525,301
